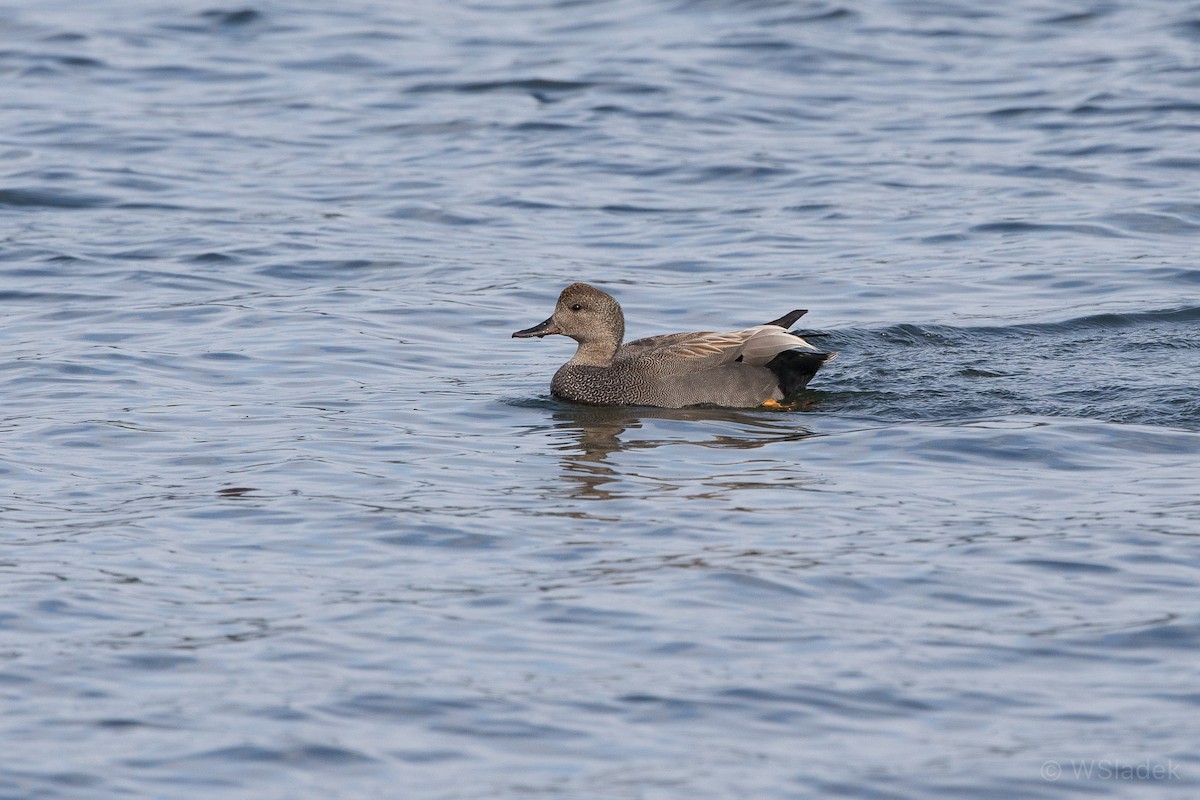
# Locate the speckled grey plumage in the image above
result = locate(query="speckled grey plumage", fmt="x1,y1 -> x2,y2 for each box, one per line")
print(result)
513,283 -> 835,409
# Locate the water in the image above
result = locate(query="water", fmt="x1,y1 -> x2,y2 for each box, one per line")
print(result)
2,1 -> 1199,797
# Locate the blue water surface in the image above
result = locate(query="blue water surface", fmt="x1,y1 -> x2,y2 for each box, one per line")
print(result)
2,1 -> 1199,798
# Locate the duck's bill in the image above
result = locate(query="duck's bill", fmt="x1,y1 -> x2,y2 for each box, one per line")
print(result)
512,317 -> 562,338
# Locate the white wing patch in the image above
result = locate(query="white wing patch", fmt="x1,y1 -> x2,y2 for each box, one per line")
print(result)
738,326 -> 817,365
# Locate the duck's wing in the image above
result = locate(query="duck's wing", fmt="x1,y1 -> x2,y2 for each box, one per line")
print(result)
622,331 -> 703,351
626,325 -> 818,373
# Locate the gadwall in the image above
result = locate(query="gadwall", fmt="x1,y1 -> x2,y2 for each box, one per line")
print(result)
513,283 -> 835,408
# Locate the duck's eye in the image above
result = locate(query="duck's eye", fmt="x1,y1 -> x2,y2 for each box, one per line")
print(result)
570,303 -> 583,311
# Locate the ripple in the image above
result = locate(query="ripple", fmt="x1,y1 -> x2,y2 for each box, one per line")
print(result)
969,220 -> 1127,238
0,187 -> 112,208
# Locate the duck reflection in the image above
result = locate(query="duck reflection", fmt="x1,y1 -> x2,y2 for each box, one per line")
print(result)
545,402 -> 817,500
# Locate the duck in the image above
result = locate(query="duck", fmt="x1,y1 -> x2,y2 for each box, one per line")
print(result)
512,282 -> 835,408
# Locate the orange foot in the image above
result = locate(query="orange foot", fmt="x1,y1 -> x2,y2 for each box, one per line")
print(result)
760,398 -> 799,411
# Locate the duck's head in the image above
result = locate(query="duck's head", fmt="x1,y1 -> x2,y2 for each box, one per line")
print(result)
512,283 -> 625,353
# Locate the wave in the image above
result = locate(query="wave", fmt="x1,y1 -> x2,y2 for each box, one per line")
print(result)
805,306 -> 1200,429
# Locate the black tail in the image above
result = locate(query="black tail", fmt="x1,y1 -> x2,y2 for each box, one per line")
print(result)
766,350 -> 836,397
764,309 -> 807,329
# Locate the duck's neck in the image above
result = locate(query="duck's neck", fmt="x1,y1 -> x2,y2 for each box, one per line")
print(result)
568,338 -> 619,366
